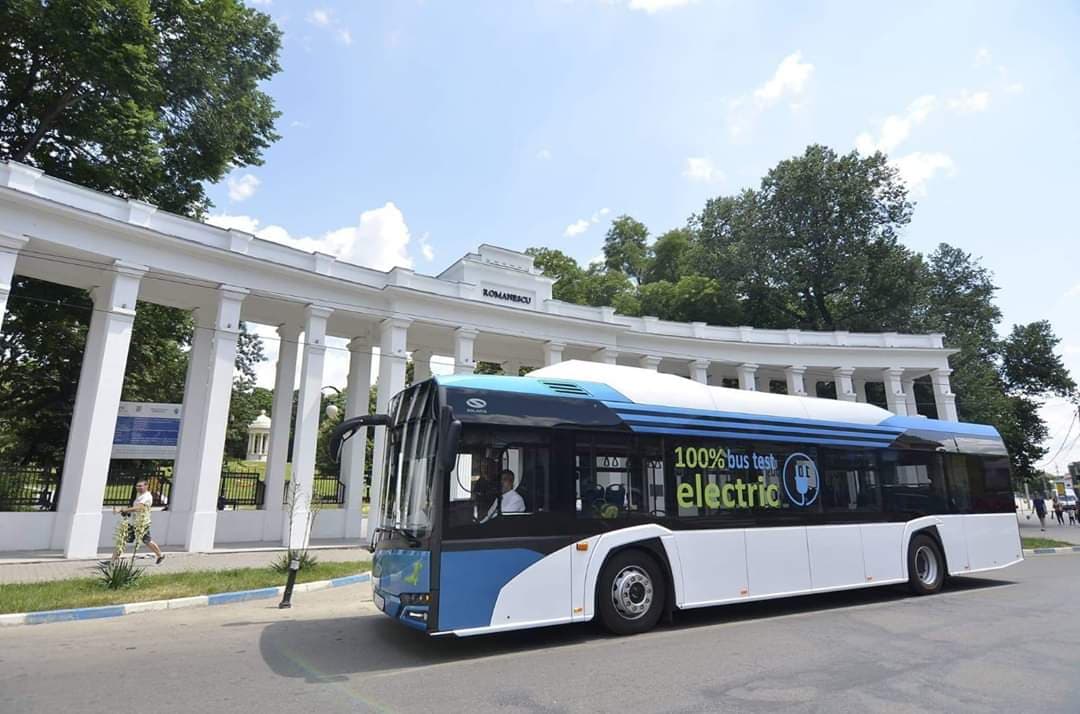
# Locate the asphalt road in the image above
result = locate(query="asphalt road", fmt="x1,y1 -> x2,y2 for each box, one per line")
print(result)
2,555 -> 1077,714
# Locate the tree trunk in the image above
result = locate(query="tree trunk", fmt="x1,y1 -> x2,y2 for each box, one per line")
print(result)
11,85 -> 80,163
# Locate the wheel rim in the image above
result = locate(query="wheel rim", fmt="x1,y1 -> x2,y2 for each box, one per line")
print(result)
914,545 -> 939,586
611,565 -> 654,620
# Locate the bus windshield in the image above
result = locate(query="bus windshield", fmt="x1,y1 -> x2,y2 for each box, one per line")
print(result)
380,381 -> 439,536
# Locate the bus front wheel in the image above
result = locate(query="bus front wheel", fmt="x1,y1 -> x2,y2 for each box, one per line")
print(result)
907,533 -> 945,595
596,549 -> 666,635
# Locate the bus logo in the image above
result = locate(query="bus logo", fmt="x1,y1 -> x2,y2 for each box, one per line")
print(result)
465,398 -> 487,410
782,453 -> 819,507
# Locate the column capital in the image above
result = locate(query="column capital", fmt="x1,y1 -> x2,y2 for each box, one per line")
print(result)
690,358 -> 710,369
348,334 -> 372,353
544,340 -> 567,350
639,355 -> 662,371
454,326 -> 479,339
276,322 -> 302,341
304,303 -> 334,321
832,366 -> 855,378
931,367 -> 953,378
786,364 -> 807,375
0,231 -> 29,251
113,259 -> 149,279
882,367 -> 905,379
592,347 -> 618,364
381,316 -> 413,331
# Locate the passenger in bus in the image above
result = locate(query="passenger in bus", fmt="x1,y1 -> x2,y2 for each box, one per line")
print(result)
481,469 -> 525,522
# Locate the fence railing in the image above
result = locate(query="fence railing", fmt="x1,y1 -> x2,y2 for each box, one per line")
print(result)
0,465 -> 62,511
283,475 -> 346,507
103,467 -> 172,508
218,470 -> 264,510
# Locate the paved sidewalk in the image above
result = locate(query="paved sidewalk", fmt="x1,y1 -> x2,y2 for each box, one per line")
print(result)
1017,511 -> 1080,544
0,543 -> 371,585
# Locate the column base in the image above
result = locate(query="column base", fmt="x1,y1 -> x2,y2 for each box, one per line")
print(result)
59,510 -> 104,558
344,509 -> 365,539
182,507 -> 218,550
260,508 -> 285,542
286,508 -> 312,551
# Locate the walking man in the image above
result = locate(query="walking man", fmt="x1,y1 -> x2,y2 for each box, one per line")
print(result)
1033,494 -> 1047,531
114,480 -> 165,564
1053,497 -> 1065,526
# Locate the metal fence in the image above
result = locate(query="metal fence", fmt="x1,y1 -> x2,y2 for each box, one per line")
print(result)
282,475 -> 347,508
218,470 -> 264,510
0,465 -> 62,511
102,466 -> 172,508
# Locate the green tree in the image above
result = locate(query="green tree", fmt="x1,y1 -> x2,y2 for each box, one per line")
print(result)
0,1 -> 281,469
603,215 -> 650,283
0,0 -> 282,215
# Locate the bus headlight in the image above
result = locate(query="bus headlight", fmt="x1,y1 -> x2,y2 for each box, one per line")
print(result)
399,592 -> 431,605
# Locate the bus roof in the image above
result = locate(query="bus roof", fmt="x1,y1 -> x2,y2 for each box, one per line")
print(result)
435,360 -> 1003,451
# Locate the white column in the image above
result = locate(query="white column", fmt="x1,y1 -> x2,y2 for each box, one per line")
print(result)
639,355 -> 661,371
261,322 -> 300,539
834,367 -> 857,402
171,286 -> 248,552
593,347 -> 618,365
854,377 -> 868,403
882,368 -> 910,416
689,359 -> 709,384
0,233 -> 28,333
931,368 -> 959,421
785,365 -> 808,397
736,363 -> 758,391
343,336 -> 373,538
286,305 -> 333,549
503,359 -> 521,377
902,375 -> 918,416
411,348 -> 431,382
454,327 -> 477,375
368,317 -> 411,539
542,341 -> 565,366
52,262 -> 145,557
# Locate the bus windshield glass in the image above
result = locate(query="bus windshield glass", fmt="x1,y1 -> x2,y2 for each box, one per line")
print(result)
380,381 -> 438,536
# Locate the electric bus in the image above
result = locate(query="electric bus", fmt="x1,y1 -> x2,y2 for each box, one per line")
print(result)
330,360 -> 1021,637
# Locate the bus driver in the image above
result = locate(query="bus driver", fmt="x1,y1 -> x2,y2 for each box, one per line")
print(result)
482,469 -> 525,521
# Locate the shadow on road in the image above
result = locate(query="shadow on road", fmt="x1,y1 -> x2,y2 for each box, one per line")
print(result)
257,575 -> 1015,683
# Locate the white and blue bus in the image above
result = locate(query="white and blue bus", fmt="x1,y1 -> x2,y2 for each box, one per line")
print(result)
331,360 -> 1021,637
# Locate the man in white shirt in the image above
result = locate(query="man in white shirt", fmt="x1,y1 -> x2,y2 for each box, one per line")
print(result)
115,480 -> 165,564
482,470 -> 525,522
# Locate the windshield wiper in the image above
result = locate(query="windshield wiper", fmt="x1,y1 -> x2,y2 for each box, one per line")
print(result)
376,525 -> 422,547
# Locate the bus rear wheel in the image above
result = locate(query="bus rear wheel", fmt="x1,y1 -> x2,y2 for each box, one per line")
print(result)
597,549 -> 666,635
907,534 -> 945,595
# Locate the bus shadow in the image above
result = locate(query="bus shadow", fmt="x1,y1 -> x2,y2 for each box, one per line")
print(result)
257,576 -> 1015,683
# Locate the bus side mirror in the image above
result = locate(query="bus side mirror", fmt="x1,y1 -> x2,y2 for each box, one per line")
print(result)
329,413 -> 390,463
436,405 -> 462,474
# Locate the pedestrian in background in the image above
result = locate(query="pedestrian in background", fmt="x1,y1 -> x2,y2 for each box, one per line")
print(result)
1053,497 -> 1065,526
113,480 -> 165,564
1033,494 -> 1047,531
1067,504 -> 1076,526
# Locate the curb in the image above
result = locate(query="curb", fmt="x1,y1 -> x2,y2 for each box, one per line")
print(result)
1023,546 -> 1080,556
0,572 -> 370,627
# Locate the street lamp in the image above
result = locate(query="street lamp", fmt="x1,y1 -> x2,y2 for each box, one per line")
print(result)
322,385 -> 342,420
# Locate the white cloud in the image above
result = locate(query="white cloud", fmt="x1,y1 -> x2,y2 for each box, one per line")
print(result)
948,89 -> 991,113
207,202 -> 415,271
418,231 -> 435,262
625,0 -> 696,13
536,148 -> 552,161
752,52 -> 814,106
564,219 -> 591,237
728,52 -> 813,138
226,173 -> 260,202
683,157 -> 723,183
1063,284 -> 1080,299
562,207 -> 610,237
307,8 -> 352,45
891,152 -> 956,196
855,95 -> 936,155
974,48 -> 992,67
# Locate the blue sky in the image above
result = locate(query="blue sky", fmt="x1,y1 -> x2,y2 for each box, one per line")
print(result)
209,0 -> 1080,472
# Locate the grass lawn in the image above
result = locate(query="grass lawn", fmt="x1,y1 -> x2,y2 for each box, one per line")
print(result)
0,560 -> 371,615
1021,537 -> 1075,549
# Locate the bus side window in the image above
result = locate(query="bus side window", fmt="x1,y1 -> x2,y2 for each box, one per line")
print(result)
945,454 -> 1013,513
880,450 -> 948,515
820,449 -> 881,511
575,436 -> 642,518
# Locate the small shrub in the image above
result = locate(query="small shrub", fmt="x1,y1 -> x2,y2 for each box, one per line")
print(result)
270,549 -> 319,574
96,559 -> 145,590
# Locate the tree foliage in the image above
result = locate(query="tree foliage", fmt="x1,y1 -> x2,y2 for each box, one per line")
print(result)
528,144 -> 1075,483
0,0 -> 282,215
0,1 -> 280,469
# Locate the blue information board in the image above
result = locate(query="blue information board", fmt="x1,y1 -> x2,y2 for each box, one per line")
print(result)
112,402 -> 182,459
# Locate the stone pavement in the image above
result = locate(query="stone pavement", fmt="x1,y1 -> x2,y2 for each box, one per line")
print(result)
1016,510 -> 1080,544
0,542 -> 371,585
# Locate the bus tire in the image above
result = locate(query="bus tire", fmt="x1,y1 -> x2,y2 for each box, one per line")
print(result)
596,549 -> 666,635
907,533 -> 945,595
